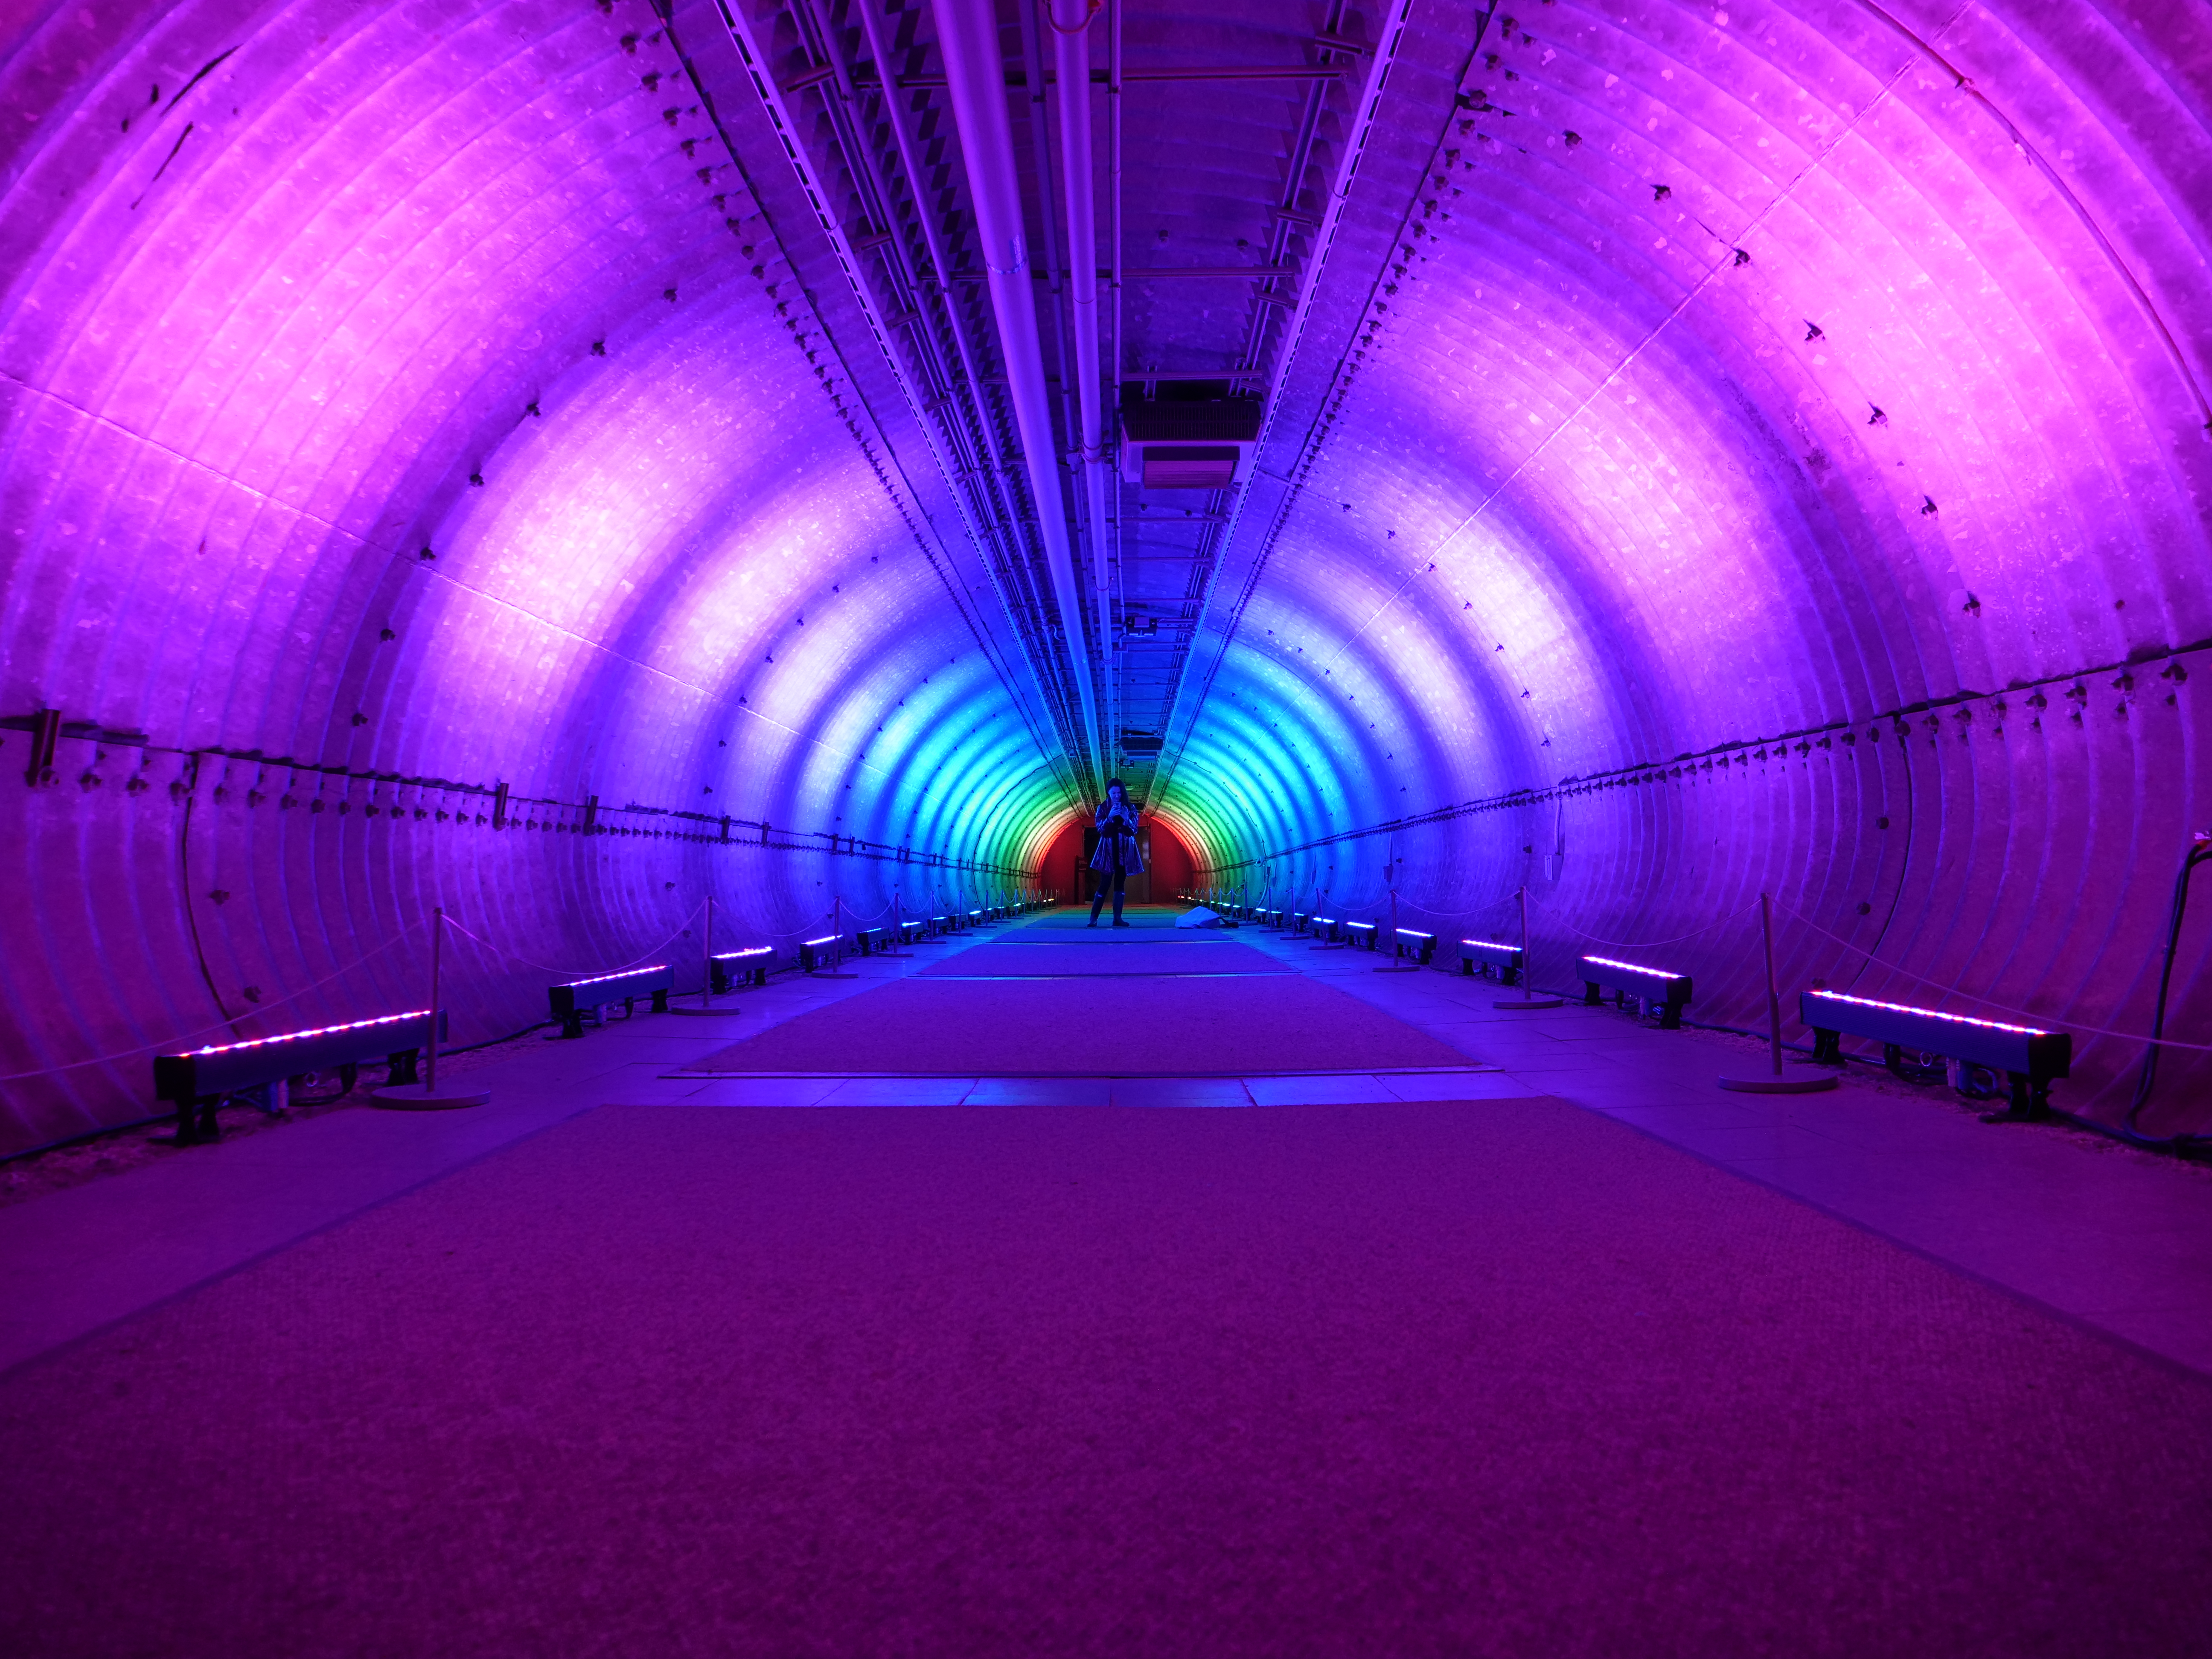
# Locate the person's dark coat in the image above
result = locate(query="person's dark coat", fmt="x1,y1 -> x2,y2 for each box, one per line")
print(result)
1090,800 -> 1144,874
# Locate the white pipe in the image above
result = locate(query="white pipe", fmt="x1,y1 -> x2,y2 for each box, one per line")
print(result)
708,0 -> 1085,809
1146,0 -> 1413,808
935,0 -> 1105,795
1051,0 -> 1114,785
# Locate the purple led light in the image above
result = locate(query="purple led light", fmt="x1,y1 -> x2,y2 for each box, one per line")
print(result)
1584,955 -> 1687,981
711,947 -> 774,961
559,967 -> 670,990
183,1011 -> 430,1058
1805,990 -> 2051,1039
1461,939 -> 1518,952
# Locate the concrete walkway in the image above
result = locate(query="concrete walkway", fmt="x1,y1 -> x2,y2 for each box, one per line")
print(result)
4,909 -> 2208,1379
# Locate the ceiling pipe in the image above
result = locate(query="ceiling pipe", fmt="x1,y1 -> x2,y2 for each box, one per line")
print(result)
1048,0 -> 1115,785
705,0 -> 1084,808
1108,0 -> 1125,780
1148,0 -> 1415,812
934,0 -> 1106,797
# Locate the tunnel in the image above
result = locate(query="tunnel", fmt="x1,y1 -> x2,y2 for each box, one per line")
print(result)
6,0 -> 2209,1153
3,0 -> 2209,1144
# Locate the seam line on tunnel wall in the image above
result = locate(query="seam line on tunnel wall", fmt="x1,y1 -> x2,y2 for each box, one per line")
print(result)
0,368 -> 897,780
673,0 -> 1082,808
1209,637 -> 2211,867
1300,19 -> 1952,687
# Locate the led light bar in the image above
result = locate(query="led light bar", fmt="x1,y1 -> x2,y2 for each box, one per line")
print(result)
183,1009 -> 429,1057
1800,988 -> 2070,1120
1578,954 -> 1693,1028
1393,927 -> 1437,964
1460,938 -> 1525,985
557,965 -> 671,990
709,947 -> 773,993
1803,988 -> 2050,1037
156,1009 -> 447,1142
548,964 -> 676,1038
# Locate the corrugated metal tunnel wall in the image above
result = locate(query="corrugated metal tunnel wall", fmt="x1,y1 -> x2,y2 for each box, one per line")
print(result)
2,0 -> 2208,1152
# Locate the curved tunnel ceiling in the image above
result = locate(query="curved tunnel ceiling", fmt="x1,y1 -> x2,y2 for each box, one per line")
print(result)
1,0 -> 2209,1149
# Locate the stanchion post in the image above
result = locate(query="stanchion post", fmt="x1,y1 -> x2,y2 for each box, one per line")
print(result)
1720,892 -> 1837,1093
671,894 -> 736,1016
373,905 -> 490,1108
425,905 -> 444,1093
1375,885 -> 1418,974
1492,885 -> 1564,1010
1762,891 -> 1781,1077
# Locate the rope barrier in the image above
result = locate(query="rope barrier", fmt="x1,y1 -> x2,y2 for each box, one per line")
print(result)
1532,896 -> 1763,952
0,918 -> 425,1083
1391,888 -> 1524,926
441,901 -> 705,981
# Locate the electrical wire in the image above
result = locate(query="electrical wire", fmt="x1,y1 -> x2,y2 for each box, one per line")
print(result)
2121,834 -> 2212,1151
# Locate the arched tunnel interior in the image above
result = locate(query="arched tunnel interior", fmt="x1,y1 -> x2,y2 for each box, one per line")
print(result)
3,0 -> 2210,1153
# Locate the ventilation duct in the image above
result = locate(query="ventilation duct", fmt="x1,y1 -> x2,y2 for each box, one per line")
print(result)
1121,397 -> 1263,488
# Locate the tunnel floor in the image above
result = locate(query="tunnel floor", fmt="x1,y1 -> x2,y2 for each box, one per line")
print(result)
3,907 -> 2209,1653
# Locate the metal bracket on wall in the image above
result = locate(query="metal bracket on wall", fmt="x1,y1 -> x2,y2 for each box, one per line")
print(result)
23,709 -> 60,786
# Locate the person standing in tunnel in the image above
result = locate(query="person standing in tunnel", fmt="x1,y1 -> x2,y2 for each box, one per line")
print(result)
1088,779 -> 1145,928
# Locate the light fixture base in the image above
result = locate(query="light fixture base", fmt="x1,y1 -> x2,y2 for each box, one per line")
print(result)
372,1086 -> 490,1110
1718,1074 -> 1840,1094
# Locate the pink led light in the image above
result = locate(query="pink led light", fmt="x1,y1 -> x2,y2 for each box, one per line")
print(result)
1805,990 -> 2051,1038
560,967 -> 669,990
1584,955 -> 1687,981
184,1011 -> 430,1057
1462,938 -> 1519,952
712,947 -> 774,960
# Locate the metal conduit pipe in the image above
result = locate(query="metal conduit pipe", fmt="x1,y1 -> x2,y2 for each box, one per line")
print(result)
1050,0 -> 1115,781
934,0 -> 1106,795
797,0 -> 1058,705
1149,0 -> 1414,808
710,0 -> 1085,803
848,1 -> 1028,577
